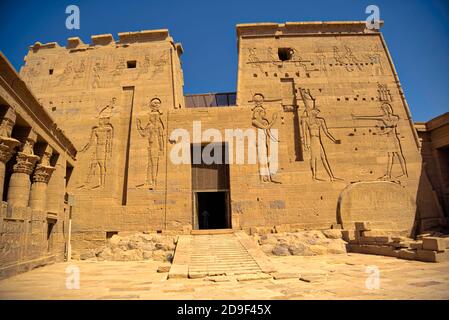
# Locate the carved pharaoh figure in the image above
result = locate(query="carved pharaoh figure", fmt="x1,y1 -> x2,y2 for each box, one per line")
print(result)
251,94 -> 280,183
352,102 -> 408,179
79,102 -> 114,189
301,100 -> 342,181
136,98 -> 165,189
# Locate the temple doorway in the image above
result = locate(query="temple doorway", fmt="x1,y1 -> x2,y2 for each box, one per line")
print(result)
191,143 -> 231,230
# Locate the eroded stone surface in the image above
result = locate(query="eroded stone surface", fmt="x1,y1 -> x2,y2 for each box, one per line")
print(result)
76,233 -> 176,262
255,231 -> 347,256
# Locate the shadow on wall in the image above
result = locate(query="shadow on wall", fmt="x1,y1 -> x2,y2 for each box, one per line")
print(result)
414,162 -> 448,236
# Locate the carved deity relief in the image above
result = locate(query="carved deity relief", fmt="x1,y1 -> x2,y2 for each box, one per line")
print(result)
135,54 -> 150,80
247,48 -> 264,72
333,46 -> 362,72
92,62 -> 102,89
78,100 -> 114,189
299,89 -> 342,181
315,48 -> 328,76
136,98 -> 165,189
25,58 -> 44,78
151,51 -> 168,78
352,102 -> 408,180
290,48 -> 313,75
250,93 -> 281,184
367,45 -> 384,76
73,59 -> 86,82
266,47 -> 279,66
57,60 -> 74,85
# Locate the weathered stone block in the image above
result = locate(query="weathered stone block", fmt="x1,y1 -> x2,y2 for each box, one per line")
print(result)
422,237 -> 446,252
341,230 -> 355,242
355,222 -> 371,231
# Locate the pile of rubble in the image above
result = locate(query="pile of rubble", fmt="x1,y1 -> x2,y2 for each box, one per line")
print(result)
345,222 -> 449,262
253,229 -> 348,256
77,233 -> 177,262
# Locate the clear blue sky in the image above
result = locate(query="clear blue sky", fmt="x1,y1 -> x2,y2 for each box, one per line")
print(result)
1,0 -> 448,121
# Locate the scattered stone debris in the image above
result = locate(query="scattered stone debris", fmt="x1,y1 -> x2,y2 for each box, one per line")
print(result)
75,233 -> 176,262
254,230 -> 347,256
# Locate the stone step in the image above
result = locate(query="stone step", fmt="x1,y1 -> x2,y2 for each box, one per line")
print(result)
169,232 -> 276,279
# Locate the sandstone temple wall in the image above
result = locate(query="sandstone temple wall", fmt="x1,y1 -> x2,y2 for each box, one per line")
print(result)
16,23 -> 447,255
0,52 -> 76,279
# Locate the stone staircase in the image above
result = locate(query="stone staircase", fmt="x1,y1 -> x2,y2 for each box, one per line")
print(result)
168,231 -> 275,279
188,234 -> 262,276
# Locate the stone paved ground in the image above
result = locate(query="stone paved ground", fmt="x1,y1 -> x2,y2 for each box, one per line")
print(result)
0,253 -> 448,300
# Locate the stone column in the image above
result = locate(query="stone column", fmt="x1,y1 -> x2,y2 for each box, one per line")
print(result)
29,146 -> 55,211
0,107 -> 20,198
7,130 -> 39,207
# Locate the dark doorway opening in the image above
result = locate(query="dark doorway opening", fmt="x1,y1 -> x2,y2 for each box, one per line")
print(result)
196,191 -> 230,229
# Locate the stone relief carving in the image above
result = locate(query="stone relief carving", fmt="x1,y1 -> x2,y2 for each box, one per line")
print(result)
290,48 -> 314,75
78,100 -> 114,189
73,59 -> 86,82
92,62 -> 102,89
247,48 -> 264,72
112,56 -> 125,77
352,102 -> 408,180
315,48 -> 328,76
23,58 -> 44,78
135,54 -> 151,80
266,47 -> 279,66
136,98 -> 165,189
367,45 -> 384,76
57,60 -> 74,85
251,93 -> 281,184
377,83 -> 392,102
299,89 -> 342,181
152,51 -> 168,78
333,46 -> 362,72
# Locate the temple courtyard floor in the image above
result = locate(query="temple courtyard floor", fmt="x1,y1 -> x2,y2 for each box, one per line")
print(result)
1,253 -> 448,300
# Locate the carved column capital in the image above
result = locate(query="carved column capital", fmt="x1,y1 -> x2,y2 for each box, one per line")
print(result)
13,152 -> 40,175
0,137 -> 20,163
33,164 -> 55,184
0,106 -> 17,138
